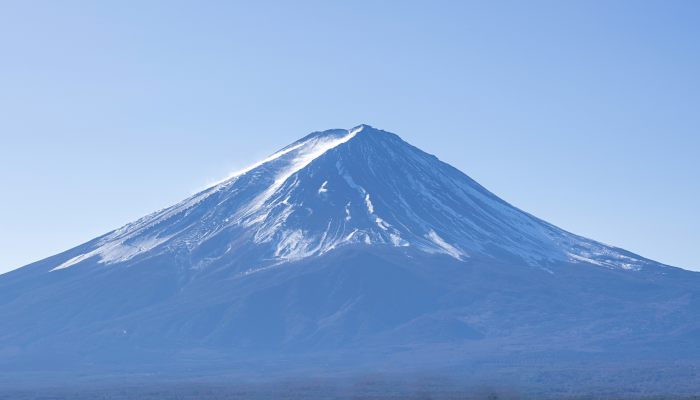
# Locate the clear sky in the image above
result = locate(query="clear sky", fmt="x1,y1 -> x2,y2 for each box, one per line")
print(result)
0,1 -> 698,273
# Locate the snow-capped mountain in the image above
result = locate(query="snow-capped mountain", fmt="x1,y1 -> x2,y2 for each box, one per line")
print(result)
52,124 -> 654,274
1,125 -> 698,393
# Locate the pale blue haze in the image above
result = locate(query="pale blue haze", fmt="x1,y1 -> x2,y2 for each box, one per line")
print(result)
0,0 -> 698,273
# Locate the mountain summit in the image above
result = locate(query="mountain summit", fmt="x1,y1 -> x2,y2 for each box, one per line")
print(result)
1,125 -> 698,393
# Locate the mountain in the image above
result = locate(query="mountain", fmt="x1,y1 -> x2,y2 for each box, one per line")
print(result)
39,125 -> 664,273
1,125 -> 699,394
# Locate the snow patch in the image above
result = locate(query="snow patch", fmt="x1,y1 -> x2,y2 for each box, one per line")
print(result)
390,233 -> 409,247
274,229 -> 312,259
426,230 -> 465,260
346,229 -> 359,241
364,193 -> 375,214
345,203 -> 352,221
52,235 -> 172,271
318,181 -> 328,194
375,217 -> 390,231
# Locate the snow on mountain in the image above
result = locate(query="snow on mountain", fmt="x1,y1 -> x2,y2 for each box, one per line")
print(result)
50,124 -> 658,273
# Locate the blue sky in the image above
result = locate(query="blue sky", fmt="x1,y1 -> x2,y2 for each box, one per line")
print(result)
0,0 -> 698,273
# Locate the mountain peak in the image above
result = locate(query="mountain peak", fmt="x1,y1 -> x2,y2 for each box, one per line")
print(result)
349,123 -> 377,133
350,123 -> 371,132
348,124 -> 400,139
307,124 -> 386,142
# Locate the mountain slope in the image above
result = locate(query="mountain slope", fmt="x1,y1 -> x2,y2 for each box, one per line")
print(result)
0,125 -> 698,392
